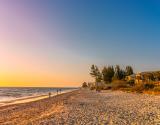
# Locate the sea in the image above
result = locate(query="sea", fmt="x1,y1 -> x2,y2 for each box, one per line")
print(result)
0,87 -> 77,105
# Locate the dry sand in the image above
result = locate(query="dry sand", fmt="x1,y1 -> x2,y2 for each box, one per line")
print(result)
0,89 -> 160,125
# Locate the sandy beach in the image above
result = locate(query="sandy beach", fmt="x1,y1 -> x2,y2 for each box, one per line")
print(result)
0,89 -> 160,125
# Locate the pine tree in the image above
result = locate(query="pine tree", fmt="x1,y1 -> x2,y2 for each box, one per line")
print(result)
90,65 -> 102,82
125,66 -> 134,76
114,65 -> 125,80
102,66 -> 114,83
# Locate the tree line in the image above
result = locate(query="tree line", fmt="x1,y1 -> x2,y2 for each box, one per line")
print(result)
90,65 -> 134,83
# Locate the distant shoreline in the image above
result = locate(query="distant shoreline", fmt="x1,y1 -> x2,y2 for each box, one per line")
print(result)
0,89 -> 77,107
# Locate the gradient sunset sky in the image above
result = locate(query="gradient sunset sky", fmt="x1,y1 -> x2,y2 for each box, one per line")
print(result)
0,0 -> 160,87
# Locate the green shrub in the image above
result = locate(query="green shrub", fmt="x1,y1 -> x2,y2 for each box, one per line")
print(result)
103,84 -> 112,90
96,86 -> 104,91
120,87 -> 134,92
111,80 -> 129,90
153,86 -> 160,91
144,83 -> 155,90
131,83 -> 156,93
82,82 -> 88,88
90,86 -> 95,90
127,80 -> 135,86
132,84 -> 145,93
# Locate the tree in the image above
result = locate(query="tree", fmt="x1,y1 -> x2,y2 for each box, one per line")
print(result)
125,66 -> 134,76
102,67 -> 108,82
114,65 -> 125,80
119,69 -> 126,80
102,66 -> 114,83
90,65 -> 97,77
82,82 -> 88,88
90,65 -> 102,82
114,65 -> 120,80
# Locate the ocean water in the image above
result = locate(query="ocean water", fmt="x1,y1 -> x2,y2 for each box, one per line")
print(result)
0,87 -> 77,103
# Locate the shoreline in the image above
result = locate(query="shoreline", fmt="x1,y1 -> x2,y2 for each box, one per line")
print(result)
0,89 -> 77,107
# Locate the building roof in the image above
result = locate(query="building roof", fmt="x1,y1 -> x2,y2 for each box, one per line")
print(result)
128,74 -> 136,77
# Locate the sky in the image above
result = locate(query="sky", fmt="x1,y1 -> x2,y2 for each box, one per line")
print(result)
0,0 -> 160,87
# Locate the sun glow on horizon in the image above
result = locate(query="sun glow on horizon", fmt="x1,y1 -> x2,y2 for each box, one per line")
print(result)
1,1 -> 160,87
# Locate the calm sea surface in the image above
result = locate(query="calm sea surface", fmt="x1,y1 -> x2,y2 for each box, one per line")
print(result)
0,87 -> 77,102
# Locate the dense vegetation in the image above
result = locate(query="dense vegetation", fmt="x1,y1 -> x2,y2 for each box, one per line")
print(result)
82,65 -> 160,94
90,64 -> 133,83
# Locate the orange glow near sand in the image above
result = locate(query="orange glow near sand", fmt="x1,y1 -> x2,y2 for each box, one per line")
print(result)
0,42 -> 92,87
0,46 -> 91,87
0,72 -> 91,87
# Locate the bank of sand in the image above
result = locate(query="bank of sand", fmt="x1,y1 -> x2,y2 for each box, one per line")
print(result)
0,89 -> 160,125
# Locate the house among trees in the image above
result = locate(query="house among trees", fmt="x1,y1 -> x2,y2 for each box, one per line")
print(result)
125,74 -> 136,81
88,64 -> 160,90
127,71 -> 160,85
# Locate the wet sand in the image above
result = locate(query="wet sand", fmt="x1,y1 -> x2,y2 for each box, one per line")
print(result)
0,89 -> 160,125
